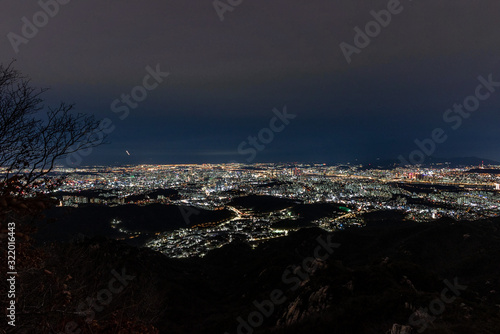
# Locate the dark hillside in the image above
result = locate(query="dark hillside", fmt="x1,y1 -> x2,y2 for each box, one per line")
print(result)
9,217 -> 500,333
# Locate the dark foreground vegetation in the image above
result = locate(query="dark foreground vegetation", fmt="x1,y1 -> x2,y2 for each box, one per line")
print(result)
2,198 -> 500,334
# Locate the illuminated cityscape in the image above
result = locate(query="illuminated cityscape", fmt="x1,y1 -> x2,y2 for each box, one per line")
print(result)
28,162 -> 500,258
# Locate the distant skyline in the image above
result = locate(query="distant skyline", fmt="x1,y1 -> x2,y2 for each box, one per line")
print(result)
2,1 -> 500,165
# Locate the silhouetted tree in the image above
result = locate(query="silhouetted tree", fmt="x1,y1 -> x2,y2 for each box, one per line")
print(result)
0,62 -> 105,195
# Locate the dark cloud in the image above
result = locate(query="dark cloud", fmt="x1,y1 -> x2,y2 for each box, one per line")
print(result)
1,0 -> 500,164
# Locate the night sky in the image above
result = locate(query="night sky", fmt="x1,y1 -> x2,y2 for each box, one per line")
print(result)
2,0 -> 500,165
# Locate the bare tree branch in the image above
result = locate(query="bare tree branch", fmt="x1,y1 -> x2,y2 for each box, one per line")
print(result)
0,62 -> 106,195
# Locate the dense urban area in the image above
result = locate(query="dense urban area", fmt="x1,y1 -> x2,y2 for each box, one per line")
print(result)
14,162 -> 500,258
